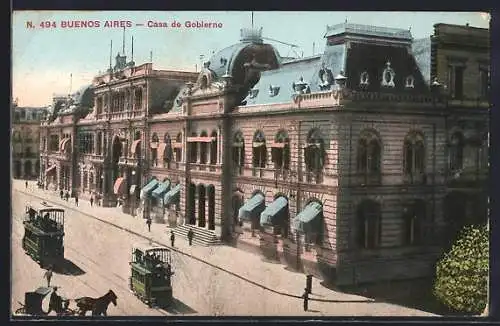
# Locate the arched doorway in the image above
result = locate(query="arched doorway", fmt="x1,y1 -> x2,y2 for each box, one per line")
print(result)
111,136 -> 122,184
187,183 -> 196,225
207,185 -> 216,230
24,160 -> 32,179
198,185 -> 206,227
232,192 -> 244,228
14,161 -> 21,179
443,191 -> 468,244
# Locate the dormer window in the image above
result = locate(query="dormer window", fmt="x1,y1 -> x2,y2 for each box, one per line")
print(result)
405,75 -> 415,89
360,71 -> 369,87
319,66 -> 334,91
269,85 -> 280,97
381,61 -> 395,88
248,88 -> 259,99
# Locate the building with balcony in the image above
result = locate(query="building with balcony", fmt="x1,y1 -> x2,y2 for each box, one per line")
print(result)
37,22 -> 489,286
12,101 -> 48,179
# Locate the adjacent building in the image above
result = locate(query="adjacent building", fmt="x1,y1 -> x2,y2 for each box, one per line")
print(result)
37,22 -> 489,285
12,100 -> 48,179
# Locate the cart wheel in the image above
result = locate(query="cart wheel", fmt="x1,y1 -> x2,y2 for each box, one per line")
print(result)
15,307 -> 25,314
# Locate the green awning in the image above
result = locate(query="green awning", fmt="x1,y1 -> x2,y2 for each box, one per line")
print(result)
293,201 -> 323,233
152,180 -> 171,199
163,184 -> 181,206
260,196 -> 288,226
238,193 -> 265,221
140,179 -> 159,200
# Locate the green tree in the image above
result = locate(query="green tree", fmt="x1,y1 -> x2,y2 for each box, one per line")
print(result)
433,224 -> 489,314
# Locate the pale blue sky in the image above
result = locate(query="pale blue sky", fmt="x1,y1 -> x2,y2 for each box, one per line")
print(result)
12,11 -> 489,106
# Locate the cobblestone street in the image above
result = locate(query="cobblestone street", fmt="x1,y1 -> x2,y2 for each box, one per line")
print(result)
12,180 -> 436,317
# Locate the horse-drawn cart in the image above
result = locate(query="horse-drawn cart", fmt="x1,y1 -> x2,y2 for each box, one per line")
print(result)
14,286 -> 77,317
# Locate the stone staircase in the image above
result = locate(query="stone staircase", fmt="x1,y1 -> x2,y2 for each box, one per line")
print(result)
172,224 -> 221,246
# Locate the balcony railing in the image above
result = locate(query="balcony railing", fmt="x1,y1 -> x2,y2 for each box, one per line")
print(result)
96,110 -> 144,120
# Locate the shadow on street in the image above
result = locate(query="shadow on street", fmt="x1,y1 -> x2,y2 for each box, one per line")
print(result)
162,298 -> 197,315
52,258 -> 86,276
330,278 -> 463,316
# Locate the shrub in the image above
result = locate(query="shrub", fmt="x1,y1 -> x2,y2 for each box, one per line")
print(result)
433,224 -> 489,314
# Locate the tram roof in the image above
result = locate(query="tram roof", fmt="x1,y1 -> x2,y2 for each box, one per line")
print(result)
132,242 -> 170,253
27,201 -> 65,212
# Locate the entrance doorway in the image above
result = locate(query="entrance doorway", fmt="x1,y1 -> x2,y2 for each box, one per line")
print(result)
14,161 -> 21,178
24,160 -> 32,179
198,185 -> 206,227
111,136 -> 123,184
207,185 -> 215,230
187,183 -> 196,225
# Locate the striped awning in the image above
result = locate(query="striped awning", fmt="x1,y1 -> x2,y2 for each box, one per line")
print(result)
292,201 -> 323,233
60,138 -> 71,153
163,184 -> 181,206
152,180 -> 171,199
130,139 -> 141,155
113,177 -> 126,195
45,165 -> 56,175
260,196 -> 288,226
140,178 -> 159,200
238,193 -> 266,221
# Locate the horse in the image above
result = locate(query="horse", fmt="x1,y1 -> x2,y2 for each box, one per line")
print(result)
75,290 -> 117,316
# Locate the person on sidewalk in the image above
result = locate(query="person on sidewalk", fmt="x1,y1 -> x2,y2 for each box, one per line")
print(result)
43,267 -> 53,287
75,195 -> 79,206
90,196 -> 94,207
65,191 -> 69,201
302,288 -> 309,312
25,180 -> 28,189
59,190 -> 64,199
187,228 -> 194,246
146,218 -> 152,232
170,230 -> 175,247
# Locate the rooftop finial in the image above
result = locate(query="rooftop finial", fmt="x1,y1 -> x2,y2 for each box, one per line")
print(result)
122,26 -> 126,56
251,11 -> 254,29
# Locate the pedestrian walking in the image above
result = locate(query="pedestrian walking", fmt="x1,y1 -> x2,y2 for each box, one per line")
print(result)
146,218 -> 152,232
43,267 -> 53,287
187,228 -> 194,246
75,195 -> 79,206
90,196 -> 94,207
65,191 -> 69,201
59,190 -> 64,199
25,180 -> 28,189
302,288 -> 309,311
170,230 -> 175,247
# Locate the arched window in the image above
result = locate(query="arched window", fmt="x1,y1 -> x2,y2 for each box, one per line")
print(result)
189,132 -> 198,163
271,130 -> 290,170
357,130 -> 381,176
210,130 -> 218,165
233,131 -> 245,175
150,132 -> 159,167
252,130 -> 266,168
357,199 -> 381,249
163,133 -> 173,168
403,131 -> 425,182
134,88 -> 143,111
199,131 -> 208,164
174,132 -> 182,163
402,199 -> 426,246
449,131 -> 464,171
304,128 -> 324,172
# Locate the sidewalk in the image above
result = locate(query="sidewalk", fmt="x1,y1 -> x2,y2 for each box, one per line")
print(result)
17,181 -> 416,310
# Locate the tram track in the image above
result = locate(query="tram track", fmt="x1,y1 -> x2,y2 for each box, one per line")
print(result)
11,204 -> 170,316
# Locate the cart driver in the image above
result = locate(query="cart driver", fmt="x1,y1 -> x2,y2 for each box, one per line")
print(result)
48,287 -> 63,315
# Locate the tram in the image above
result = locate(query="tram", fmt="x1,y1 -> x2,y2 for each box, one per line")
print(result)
129,243 -> 174,308
22,201 -> 65,268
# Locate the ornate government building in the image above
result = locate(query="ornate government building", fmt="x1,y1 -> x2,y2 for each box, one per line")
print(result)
38,22 -> 489,285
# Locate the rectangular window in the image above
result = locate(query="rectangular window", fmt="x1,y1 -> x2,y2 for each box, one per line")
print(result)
448,65 -> 465,99
479,68 -> 489,99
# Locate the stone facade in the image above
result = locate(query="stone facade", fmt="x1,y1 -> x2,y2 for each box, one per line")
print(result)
12,101 -> 48,179
36,23 -> 489,286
